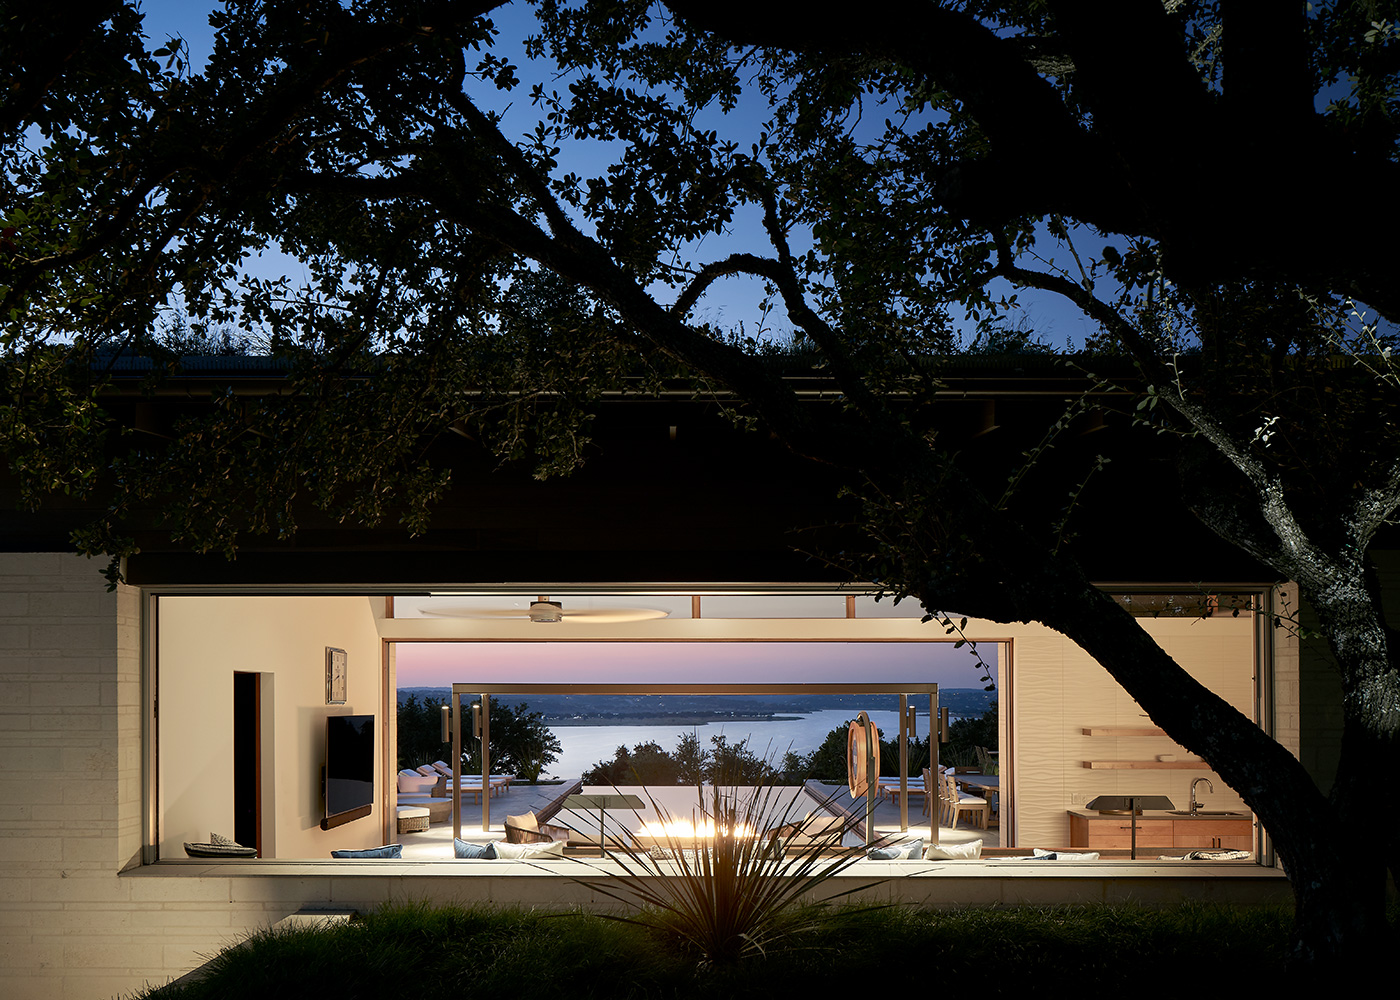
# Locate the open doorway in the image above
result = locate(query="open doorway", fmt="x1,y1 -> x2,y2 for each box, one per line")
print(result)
232,672 -> 261,853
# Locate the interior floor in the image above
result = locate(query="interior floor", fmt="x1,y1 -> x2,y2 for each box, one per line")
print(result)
395,779 -> 999,859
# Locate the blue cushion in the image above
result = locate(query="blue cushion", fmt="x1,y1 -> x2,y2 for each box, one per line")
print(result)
454,838 -> 495,859
331,844 -> 402,859
867,838 -> 922,860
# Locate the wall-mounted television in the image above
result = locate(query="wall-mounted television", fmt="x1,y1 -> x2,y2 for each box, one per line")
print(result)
322,714 -> 374,830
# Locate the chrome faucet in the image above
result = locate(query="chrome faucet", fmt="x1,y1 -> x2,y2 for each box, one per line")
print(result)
1190,777 -> 1214,815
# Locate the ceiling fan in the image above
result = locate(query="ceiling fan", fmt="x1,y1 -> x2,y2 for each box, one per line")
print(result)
417,598 -> 669,623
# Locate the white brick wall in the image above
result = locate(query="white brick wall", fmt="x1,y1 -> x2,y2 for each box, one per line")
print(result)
0,555 -> 332,999
0,556 -> 497,999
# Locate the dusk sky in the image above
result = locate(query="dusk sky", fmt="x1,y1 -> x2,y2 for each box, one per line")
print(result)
136,0 -> 1098,346
396,640 -> 998,689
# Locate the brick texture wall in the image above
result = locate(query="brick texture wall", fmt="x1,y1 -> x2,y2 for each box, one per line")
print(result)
0,555 -> 348,999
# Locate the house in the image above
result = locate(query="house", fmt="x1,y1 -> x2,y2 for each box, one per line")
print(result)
0,357 -> 1336,998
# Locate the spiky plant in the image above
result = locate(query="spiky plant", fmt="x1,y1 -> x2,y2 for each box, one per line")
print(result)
569,780 -> 882,967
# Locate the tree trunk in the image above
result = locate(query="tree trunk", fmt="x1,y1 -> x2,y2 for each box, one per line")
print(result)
1046,582 -> 1393,969
1296,562 -> 1400,959
903,525 -> 1394,971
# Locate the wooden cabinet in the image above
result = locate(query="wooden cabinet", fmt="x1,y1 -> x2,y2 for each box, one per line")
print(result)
1069,812 -> 1174,850
1168,818 -> 1253,851
1068,810 -> 1252,851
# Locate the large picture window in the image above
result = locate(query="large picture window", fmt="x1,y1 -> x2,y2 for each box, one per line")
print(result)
151,590 -> 1260,864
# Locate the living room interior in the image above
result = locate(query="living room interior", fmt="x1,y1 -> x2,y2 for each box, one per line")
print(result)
154,589 -> 1260,863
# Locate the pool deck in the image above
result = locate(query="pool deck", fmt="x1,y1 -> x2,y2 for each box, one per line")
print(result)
397,779 -> 994,859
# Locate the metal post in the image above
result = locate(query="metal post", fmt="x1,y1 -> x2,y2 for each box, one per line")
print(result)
898,694 -> 909,832
452,691 -> 462,843
481,693 -> 491,832
930,689 -> 939,845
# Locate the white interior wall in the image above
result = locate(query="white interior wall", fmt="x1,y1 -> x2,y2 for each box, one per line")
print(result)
154,593 -> 1257,858
1011,614 -> 1255,846
158,595 -> 383,859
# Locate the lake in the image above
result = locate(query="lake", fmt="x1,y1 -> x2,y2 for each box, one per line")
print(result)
545,708 -> 940,777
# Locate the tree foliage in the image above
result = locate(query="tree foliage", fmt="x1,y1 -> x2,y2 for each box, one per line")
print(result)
4,0 -> 1400,969
398,695 -> 561,781
584,731 -> 778,785
395,693 -> 445,772
468,700 -> 563,782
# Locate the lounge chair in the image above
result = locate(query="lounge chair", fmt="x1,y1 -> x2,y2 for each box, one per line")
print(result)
398,769 -> 438,795
764,813 -> 850,854
503,811 -> 574,845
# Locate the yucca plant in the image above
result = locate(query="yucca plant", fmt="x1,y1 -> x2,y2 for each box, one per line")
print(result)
565,779 -> 883,967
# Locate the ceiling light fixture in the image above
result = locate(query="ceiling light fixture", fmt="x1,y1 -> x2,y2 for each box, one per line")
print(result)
528,600 -> 563,623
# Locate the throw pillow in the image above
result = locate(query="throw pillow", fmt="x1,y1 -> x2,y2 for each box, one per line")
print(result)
330,844 -> 403,859
454,838 -> 495,859
1031,848 -> 1100,861
924,839 -> 982,860
867,838 -> 923,860
492,839 -> 565,859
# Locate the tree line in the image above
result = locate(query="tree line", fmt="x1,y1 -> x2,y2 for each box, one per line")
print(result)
583,702 -> 998,784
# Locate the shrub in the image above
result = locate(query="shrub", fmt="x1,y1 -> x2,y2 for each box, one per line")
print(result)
578,780 -> 874,968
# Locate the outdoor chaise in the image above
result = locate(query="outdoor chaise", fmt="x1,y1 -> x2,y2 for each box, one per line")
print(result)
763,813 -> 850,854
503,810 -> 575,845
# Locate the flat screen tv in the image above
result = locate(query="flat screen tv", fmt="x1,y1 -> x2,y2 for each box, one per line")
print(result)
323,714 -> 374,829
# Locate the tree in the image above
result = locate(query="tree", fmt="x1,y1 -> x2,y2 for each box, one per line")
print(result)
3,0 -> 1398,968
583,740 -> 683,784
783,723 -> 936,780
397,695 -> 560,779
466,701 -> 562,782
673,731 -> 709,785
584,733 -> 776,785
945,702 -> 998,772
396,692 -> 447,772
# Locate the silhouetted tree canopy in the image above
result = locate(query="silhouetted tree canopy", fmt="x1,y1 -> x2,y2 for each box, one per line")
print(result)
3,1 -> 1398,969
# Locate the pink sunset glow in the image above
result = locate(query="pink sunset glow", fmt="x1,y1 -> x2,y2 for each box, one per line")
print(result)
395,641 -> 997,689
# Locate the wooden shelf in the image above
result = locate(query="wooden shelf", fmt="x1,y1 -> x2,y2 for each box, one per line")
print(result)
1081,727 -> 1167,737
1082,760 -> 1206,769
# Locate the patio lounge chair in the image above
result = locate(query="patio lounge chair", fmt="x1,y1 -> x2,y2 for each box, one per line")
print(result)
398,769 -> 438,795
764,813 -> 850,854
503,811 -> 574,845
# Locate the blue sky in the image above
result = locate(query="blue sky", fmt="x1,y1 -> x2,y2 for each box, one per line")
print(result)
133,0 -> 1112,347
133,3 -> 1398,353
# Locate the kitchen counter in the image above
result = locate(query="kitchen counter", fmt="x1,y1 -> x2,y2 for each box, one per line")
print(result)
1068,809 -> 1254,851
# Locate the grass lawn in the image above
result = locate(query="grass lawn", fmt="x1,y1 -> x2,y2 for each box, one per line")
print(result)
127,900 -> 1302,999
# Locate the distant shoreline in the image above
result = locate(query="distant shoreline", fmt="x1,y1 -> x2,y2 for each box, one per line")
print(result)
546,713 -> 804,727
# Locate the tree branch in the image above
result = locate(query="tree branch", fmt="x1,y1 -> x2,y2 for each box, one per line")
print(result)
670,252 -> 784,318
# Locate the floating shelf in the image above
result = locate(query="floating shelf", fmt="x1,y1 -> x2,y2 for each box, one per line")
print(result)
1082,760 -> 1206,769
1081,727 -> 1167,737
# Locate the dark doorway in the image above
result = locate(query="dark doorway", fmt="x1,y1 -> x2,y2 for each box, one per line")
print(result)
233,671 -> 261,854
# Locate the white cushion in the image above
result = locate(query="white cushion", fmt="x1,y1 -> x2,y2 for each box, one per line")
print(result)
398,771 -> 438,793
491,839 -> 565,859
925,839 -> 982,860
